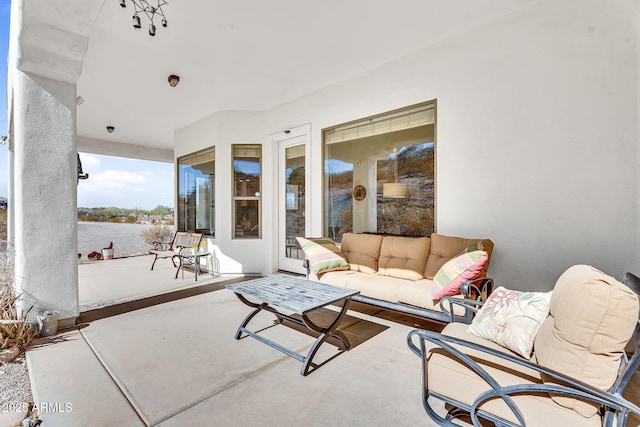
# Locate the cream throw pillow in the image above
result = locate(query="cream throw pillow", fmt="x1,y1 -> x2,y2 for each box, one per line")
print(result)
296,237 -> 349,274
468,286 -> 552,358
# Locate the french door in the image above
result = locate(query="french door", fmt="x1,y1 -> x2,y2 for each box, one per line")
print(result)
277,126 -> 310,274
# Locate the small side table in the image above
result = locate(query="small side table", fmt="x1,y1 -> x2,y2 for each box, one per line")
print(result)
175,251 -> 212,281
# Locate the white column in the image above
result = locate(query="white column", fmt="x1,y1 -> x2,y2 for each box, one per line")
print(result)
12,71 -> 79,325
7,148 -> 14,243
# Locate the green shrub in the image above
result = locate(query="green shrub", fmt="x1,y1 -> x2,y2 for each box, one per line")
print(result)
141,225 -> 173,248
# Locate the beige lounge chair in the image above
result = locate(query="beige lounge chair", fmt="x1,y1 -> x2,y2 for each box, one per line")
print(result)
149,231 -> 203,278
408,265 -> 640,426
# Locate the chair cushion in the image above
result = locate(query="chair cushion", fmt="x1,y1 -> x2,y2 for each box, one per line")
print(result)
468,286 -> 552,358
431,250 -> 488,300
533,265 -> 640,417
377,236 -> 430,281
340,233 -> 383,274
427,323 -> 601,427
297,237 -> 350,274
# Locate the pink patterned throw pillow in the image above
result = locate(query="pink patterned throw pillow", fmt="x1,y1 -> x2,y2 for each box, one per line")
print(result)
431,250 -> 488,300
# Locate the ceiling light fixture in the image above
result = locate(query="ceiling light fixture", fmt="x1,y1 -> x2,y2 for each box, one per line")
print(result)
119,0 -> 168,37
168,74 -> 180,87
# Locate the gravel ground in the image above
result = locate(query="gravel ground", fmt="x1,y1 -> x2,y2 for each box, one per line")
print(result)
0,355 -> 32,411
78,221 -> 156,261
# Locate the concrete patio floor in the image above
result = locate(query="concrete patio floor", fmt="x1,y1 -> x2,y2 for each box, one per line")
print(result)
78,254 -> 248,312
18,256 -> 446,426
6,256 -> 640,426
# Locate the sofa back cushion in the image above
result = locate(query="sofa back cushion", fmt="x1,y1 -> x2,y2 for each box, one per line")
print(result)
377,236 -> 430,281
424,233 -> 494,279
534,265 -> 639,417
340,233 -> 383,274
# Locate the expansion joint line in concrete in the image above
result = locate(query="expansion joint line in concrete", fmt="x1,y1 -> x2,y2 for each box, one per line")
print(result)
76,325 -> 151,426
75,323 -> 314,426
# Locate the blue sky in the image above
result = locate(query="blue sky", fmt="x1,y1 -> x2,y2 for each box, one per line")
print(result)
0,1 -> 174,210
0,0 -> 9,199
77,153 -> 173,210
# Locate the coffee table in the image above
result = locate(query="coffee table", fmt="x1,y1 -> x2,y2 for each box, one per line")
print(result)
226,275 -> 359,376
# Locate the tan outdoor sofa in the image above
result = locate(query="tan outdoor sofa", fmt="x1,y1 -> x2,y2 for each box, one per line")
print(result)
304,232 -> 494,324
407,265 -> 640,426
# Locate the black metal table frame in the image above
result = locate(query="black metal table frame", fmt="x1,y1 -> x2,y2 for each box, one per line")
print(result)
232,292 -> 353,376
173,251 -> 212,281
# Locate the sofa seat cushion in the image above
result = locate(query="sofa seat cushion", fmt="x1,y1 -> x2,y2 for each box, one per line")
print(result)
316,270 -> 402,302
533,265 -> 640,417
426,323 -> 601,427
397,280 -> 466,317
341,233 -> 383,274
424,233 -> 494,280
313,270 -> 354,287
378,236 -> 430,281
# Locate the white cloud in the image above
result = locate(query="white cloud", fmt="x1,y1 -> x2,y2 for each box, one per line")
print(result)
79,153 -> 101,169
88,170 -> 146,189
79,170 -> 145,195
76,156 -> 173,209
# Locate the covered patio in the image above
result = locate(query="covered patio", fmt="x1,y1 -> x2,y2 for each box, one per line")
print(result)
5,0 -> 640,425
0,256 -> 635,426
7,0 -> 640,326
30,256 -> 451,426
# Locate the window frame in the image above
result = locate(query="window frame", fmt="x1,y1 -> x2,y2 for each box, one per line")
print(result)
321,100 -> 437,241
176,146 -> 215,236
232,143 -> 262,239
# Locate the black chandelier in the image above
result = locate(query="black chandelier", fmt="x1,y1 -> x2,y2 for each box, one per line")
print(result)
119,0 -> 168,36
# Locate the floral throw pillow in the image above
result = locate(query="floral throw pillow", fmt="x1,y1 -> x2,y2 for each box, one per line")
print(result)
296,237 -> 350,275
468,286 -> 552,358
431,250 -> 488,300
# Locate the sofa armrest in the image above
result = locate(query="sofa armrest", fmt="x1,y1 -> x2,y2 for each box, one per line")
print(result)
438,277 -> 492,324
302,259 -> 310,279
438,297 -> 484,324
461,277 -> 494,301
407,329 -> 640,426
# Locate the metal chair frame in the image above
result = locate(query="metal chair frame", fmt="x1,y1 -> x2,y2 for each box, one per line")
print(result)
407,275 -> 640,427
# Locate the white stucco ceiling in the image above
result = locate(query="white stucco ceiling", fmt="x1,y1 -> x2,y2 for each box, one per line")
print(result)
74,0 -> 540,151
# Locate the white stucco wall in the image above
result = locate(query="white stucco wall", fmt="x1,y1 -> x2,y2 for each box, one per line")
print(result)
12,71 -> 79,320
172,0 -> 638,290
262,0 -> 637,291
174,110 -> 269,274
7,0 -> 105,323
